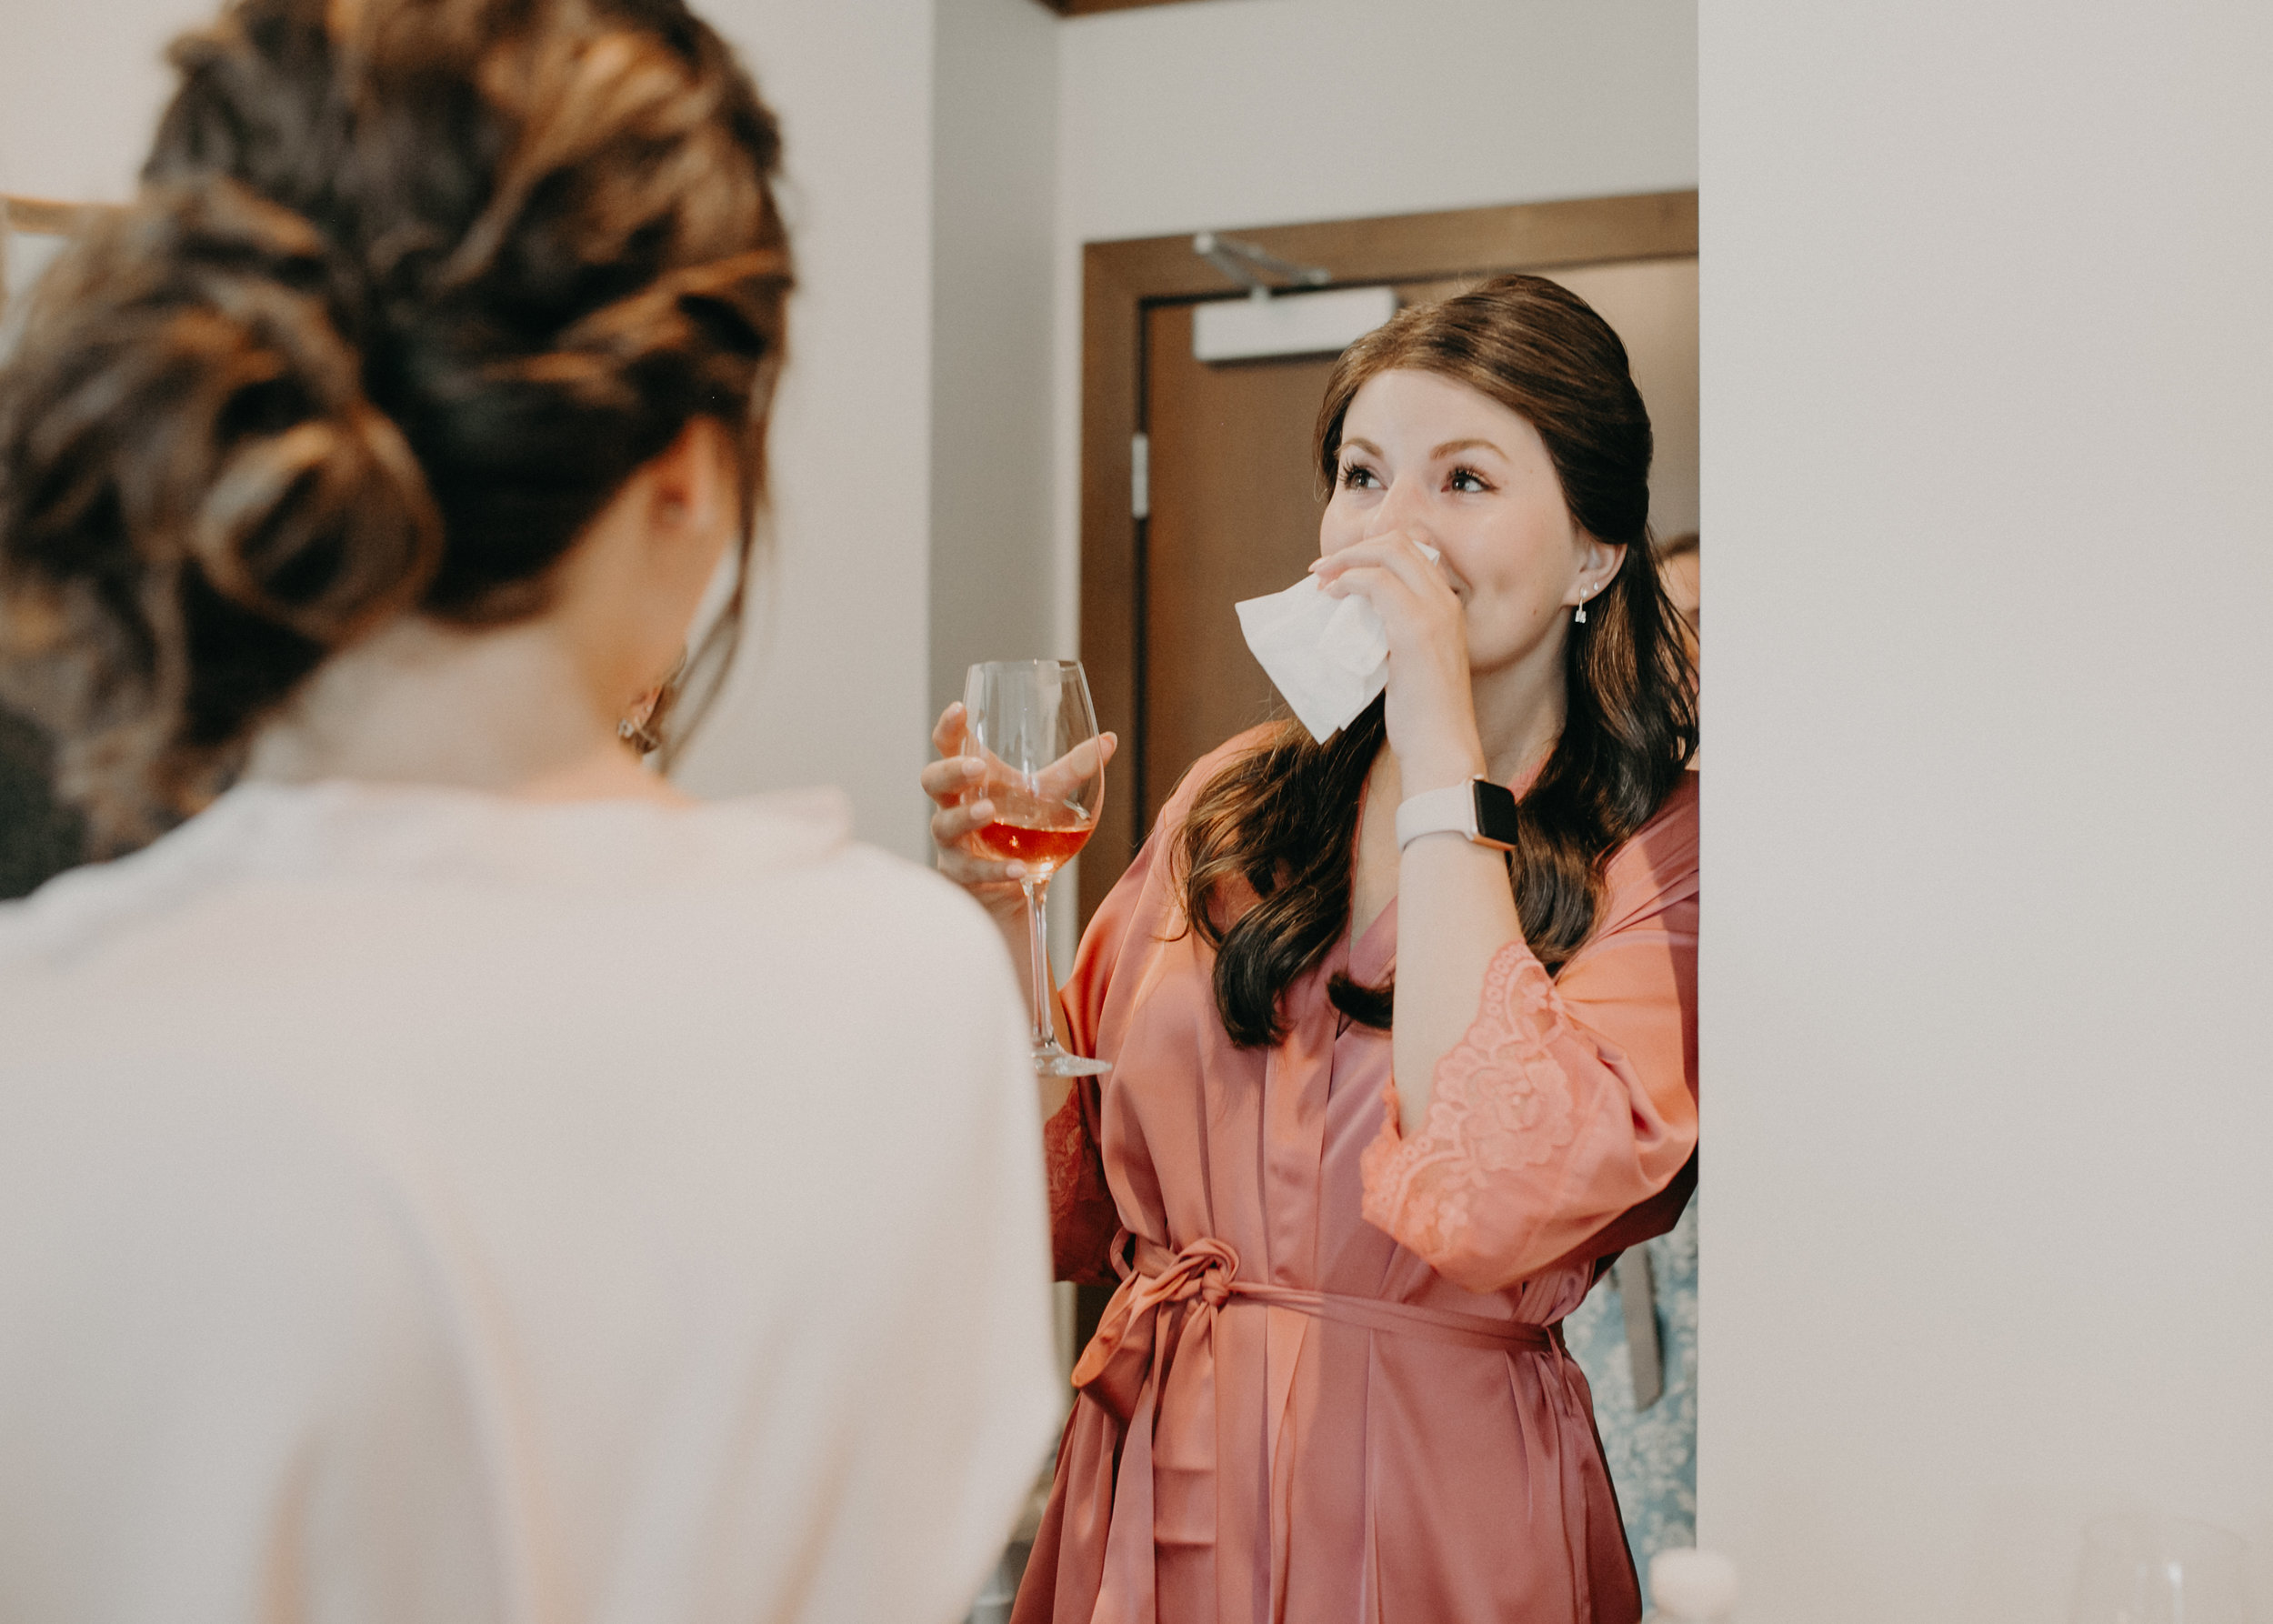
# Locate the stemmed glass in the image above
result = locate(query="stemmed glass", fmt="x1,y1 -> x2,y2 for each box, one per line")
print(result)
2072,1514 -> 2255,1624
962,660 -> 1111,1078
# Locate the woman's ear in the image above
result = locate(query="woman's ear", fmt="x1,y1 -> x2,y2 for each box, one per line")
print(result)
551,416 -> 740,715
641,416 -> 736,558
1570,536 -> 1628,604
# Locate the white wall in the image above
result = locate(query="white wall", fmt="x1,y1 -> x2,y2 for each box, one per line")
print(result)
1699,3 -> 2273,1619
1056,0 -> 1697,245
0,0 -> 205,201
929,0 -> 1060,725
670,0 -> 937,862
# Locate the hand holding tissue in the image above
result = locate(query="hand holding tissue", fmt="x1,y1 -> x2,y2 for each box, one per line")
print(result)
1236,544 -> 1441,743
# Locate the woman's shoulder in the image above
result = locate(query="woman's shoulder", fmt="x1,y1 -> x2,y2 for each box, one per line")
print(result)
613,798 -> 1014,997
1067,722 -> 1288,958
0,788 -> 1023,1068
811,838 -> 1010,956
1596,771 -> 1698,927
1635,770 -> 1698,858
1152,721 -> 1288,836
0,783 -> 976,972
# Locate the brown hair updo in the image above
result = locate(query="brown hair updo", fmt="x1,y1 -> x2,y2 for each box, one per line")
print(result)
0,0 -> 792,847
1179,274 -> 1697,1047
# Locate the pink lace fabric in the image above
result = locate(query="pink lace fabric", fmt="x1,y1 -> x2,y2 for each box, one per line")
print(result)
1043,1086 -> 1119,1286
1361,939 -> 1604,1290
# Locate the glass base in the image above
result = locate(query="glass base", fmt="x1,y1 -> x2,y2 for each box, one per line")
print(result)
1033,1041 -> 1111,1078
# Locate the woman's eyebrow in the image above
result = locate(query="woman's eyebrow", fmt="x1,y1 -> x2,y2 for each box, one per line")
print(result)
1340,437 -> 1383,457
1431,437 -> 1506,460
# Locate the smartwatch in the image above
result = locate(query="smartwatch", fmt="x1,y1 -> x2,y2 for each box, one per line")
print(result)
1395,777 -> 1521,853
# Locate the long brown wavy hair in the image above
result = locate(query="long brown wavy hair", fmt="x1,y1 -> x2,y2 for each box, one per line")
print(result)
1179,274 -> 1697,1047
0,0 -> 792,848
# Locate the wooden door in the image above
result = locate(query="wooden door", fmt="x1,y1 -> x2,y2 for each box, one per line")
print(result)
1138,302 -> 1332,821
1080,195 -> 1698,927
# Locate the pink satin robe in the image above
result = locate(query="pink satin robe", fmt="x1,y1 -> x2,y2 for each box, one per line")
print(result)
1014,737 -> 1699,1624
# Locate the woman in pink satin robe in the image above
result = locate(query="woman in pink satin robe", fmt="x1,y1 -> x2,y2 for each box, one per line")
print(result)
929,275 -> 1698,1624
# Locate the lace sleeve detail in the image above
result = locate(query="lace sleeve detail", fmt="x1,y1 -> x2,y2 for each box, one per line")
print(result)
1043,1087 -> 1120,1286
1359,938 -> 1687,1291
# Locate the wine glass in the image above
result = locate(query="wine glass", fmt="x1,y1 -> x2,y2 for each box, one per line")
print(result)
2072,1514 -> 2255,1624
962,660 -> 1111,1078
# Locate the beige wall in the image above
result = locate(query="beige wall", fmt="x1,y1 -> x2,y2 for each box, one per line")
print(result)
1700,2 -> 2273,1617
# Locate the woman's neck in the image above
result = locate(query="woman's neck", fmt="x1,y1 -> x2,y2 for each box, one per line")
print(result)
243,616 -> 681,804
1468,647 -> 1568,787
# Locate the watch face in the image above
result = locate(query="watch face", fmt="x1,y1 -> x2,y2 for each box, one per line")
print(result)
1473,779 -> 1521,850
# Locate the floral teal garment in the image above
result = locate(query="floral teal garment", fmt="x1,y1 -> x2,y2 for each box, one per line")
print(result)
1565,1195 -> 1698,1577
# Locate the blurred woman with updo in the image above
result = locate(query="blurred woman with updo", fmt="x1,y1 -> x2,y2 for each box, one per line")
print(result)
0,0 -> 1056,1618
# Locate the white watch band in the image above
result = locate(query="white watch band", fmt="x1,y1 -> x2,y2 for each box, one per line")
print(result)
1395,782 -> 1479,849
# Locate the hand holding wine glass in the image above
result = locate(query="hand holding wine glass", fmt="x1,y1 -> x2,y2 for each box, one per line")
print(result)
924,719 -> 1115,913
924,661 -> 1116,1077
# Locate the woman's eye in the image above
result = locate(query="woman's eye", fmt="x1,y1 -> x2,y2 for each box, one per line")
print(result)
1339,463 -> 1379,489
1449,466 -> 1492,494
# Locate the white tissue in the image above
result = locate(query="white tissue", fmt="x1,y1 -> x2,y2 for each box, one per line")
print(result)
1235,544 -> 1439,744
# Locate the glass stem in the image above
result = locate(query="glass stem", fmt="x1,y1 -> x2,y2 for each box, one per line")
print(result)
1024,875 -> 1056,1054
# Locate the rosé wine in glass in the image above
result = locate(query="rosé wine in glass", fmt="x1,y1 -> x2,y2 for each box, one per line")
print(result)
970,795 -> 1096,876
961,661 -> 1110,1078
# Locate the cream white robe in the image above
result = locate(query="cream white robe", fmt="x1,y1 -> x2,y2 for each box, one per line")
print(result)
0,781 -> 1060,1624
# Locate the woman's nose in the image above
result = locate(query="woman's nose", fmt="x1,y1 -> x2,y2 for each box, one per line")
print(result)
1366,474 -> 1433,543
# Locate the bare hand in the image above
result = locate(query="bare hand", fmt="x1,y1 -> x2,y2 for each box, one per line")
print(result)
923,702 -> 1118,917
1312,531 -> 1485,790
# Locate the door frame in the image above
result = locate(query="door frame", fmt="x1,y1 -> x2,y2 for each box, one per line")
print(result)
1076,189 -> 1698,925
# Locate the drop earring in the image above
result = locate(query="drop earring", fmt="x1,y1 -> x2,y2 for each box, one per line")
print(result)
1574,585 -> 1591,626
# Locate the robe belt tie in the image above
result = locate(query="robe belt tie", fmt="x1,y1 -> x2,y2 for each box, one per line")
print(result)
1071,1231 -> 1559,1428
1066,1232 -> 1567,1624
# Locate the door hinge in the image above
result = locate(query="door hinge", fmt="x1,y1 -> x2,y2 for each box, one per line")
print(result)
1131,432 -> 1150,522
